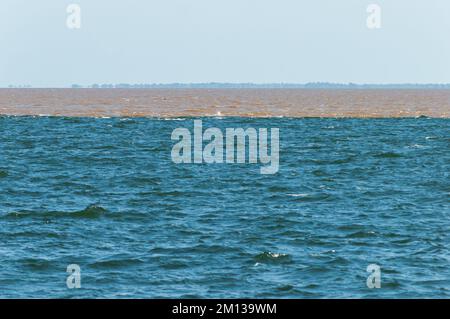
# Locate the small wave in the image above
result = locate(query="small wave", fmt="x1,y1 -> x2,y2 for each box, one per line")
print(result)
268,186 -> 290,193
329,156 -> 357,164
337,224 -> 365,231
288,193 -> 331,202
150,244 -> 243,255
154,190 -> 185,197
310,249 -> 336,257
158,260 -> 189,270
5,230 -> 61,239
346,231 -> 377,238
4,204 -> 107,220
90,257 -> 145,269
287,193 -> 309,198
374,152 -> 402,158
276,284 -> 295,292
406,144 -> 425,149
381,281 -> 401,288
254,252 -> 293,264
312,169 -> 327,177
159,117 -> 188,121
21,258 -> 53,270
72,204 -> 108,218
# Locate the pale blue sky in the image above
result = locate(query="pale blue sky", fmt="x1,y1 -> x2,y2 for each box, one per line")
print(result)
1,0 -> 449,87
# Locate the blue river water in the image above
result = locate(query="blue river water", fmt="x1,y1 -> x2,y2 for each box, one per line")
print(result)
0,116 -> 449,298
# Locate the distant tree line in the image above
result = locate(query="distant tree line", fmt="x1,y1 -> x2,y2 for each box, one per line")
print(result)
70,82 -> 450,89
7,85 -> 33,88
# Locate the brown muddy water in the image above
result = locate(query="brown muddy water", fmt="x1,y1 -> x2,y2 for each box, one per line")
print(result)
0,88 -> 449,117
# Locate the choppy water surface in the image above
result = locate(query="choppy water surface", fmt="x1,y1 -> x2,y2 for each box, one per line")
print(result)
0,117 -> 449,298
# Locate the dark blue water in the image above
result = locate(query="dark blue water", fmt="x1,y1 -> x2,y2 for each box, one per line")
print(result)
0,116 -> 449,298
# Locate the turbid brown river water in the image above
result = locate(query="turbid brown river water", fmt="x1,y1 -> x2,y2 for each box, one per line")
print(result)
0,88 -> 449,117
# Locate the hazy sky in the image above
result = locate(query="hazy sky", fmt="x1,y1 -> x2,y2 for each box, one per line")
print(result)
1,0 -> 449,87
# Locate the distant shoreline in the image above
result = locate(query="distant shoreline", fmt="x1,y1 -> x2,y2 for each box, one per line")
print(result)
3,83 -> 450,89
